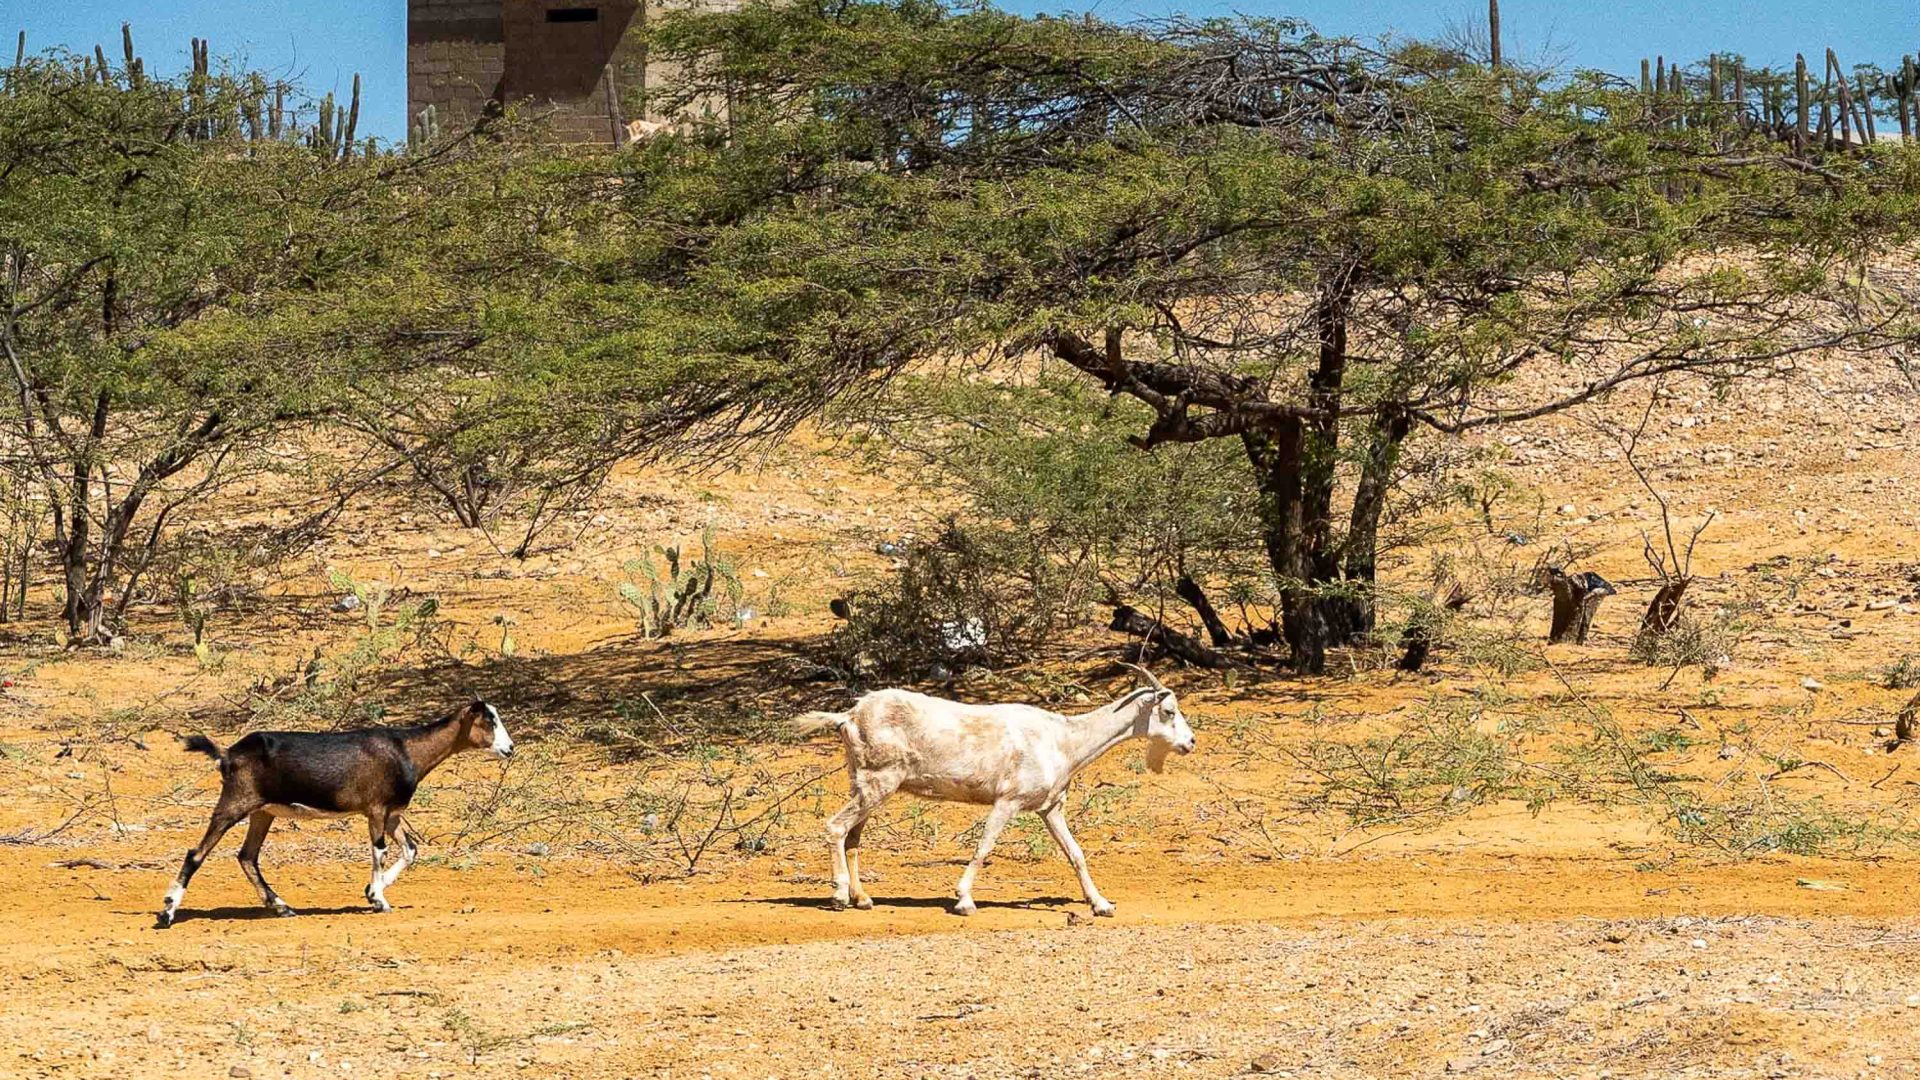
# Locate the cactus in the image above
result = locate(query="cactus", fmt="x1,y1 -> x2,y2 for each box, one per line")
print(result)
409,103 -> 441,152
340,73 -> 360,160
1795,54 -> 1809,146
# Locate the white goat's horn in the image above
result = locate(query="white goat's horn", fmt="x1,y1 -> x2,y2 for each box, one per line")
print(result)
1117,661 -> 1165,694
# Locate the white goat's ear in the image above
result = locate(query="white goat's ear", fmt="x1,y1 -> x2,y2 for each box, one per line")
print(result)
1146,739 -> 1171,774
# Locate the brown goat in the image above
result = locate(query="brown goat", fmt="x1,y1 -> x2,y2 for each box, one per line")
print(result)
158,701 -> 513,928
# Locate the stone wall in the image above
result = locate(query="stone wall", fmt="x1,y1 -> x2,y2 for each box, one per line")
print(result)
409,0 -> 656,144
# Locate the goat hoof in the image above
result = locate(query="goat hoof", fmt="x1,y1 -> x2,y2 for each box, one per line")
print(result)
952,901 -> 976,917
270,903 -> 297,918
1092,902 -> 1116,918
154,911 -> 175,930
827,895 -> 850,911
852,895 -> 874,911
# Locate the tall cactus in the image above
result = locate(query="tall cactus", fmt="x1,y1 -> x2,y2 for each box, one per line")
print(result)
1795,54 -> 1809,148
341,73 -> 361,160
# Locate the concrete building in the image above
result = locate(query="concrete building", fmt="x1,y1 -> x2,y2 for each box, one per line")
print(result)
408,0 -> 662,144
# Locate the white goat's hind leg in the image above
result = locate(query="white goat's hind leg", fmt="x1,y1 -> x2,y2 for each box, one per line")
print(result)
824,798 -> 866,911
1044,804 -> 1114,916
845,818 -> 874,910
954,801 -> 1017,916
826,773 -> 895,911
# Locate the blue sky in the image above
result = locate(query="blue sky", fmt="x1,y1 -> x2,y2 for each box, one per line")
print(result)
12,1 -> 1904,142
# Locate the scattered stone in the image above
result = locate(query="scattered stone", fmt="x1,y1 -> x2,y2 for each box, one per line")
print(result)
331,594 -> 361,613
229,1067 -> 252,1079
1249,1053 -> 1284,1073
1801,677 -> 1824,691
1795,879 -> 1849,891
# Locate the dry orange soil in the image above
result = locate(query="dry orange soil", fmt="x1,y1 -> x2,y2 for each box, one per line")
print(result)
3,355 -> 1920,1078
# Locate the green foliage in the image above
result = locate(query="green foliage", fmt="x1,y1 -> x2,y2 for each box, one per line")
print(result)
832,520 -> 1095,679
243,570 -> 445,731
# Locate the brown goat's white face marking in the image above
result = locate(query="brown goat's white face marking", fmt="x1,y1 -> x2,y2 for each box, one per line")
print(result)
485,703 -> 514,759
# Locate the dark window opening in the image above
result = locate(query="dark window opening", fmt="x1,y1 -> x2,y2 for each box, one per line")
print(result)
546,7 -> 600,22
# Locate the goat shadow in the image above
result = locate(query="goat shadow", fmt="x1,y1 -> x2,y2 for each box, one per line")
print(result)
138,904 -> 375,927
743,894 -> 1078,914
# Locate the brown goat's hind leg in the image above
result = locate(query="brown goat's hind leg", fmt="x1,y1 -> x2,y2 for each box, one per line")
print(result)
363,813 -> 394,912
237,812 -> 294,916
158,804 -> 249,928
373,810 -> 417,897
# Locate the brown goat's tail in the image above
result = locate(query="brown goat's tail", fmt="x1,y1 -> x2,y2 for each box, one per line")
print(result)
178,734 -> 226,769
791,711 -> 851,738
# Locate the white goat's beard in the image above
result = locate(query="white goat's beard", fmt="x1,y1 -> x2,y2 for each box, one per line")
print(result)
1146,739 -> 1171,774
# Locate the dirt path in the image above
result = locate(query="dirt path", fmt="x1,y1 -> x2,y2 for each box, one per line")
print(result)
6,848 -> 1918,1079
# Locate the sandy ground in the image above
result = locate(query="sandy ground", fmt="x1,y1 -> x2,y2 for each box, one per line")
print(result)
4,848 -> 1919,1078
3,352 -> 1920,1077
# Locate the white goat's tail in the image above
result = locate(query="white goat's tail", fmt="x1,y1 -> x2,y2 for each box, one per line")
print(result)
791,710 -> 851,737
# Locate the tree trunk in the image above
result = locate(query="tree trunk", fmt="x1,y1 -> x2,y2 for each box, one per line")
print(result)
1399,578 -> 1470,672
1108,605 -> 1232,669
1244,422 -> 1332,674
1174,575 -> 1235,647
1546,569 -> 1614,645
1240,268 -> 1358,675
1640,577 -> 1690,635
1332,407 -> 1410,643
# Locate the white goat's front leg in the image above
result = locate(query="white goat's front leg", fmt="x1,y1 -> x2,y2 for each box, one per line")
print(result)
954,801 -> 1017,916
1043,804 -> 1114,916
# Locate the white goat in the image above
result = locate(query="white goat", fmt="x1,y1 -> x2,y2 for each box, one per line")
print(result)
793,665 -> 1195,916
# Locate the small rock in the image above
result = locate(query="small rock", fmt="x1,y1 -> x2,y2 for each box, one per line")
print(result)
1689,938 -> 1708,950
524,842 -> 549,857
1249,1054 -> 1283,1073
1874,726 -> 1892,738
331,594 -> 361,613
229,1067 -> 252,1079
1801,677 -> 1823,691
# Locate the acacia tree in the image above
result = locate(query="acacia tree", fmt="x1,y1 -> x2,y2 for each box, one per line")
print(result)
0,46 -> 555,639
631,2 -> 1919,672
